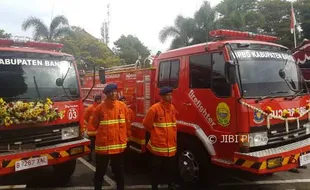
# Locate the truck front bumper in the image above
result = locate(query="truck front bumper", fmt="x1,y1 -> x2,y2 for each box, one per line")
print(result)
0,138 -> 90,175
233,138 -> 310,174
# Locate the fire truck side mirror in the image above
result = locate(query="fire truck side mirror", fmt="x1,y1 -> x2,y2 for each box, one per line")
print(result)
225,61 -> 236,84
99,67 -> 106,84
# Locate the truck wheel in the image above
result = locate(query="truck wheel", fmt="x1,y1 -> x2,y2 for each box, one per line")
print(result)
177,137 -> 213,188
53,159 -> 76,186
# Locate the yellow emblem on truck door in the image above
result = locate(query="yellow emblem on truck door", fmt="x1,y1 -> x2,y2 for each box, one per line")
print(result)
216,102 -> 230,127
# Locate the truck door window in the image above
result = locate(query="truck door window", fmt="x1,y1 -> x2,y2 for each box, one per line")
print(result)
189,53 -> 212,88
211,52 -> 231,97
158,60 -> 180,88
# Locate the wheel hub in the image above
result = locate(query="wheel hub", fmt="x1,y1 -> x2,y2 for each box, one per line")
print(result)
178,150 -> 199,183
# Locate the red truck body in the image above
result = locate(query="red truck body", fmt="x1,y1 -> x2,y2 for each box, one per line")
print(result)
0,38 -> 90,179
293,39 -> 310,80
81,30 -> 310,184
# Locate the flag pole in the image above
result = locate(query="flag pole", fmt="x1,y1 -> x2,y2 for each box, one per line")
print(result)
291,2 -> 297,48
294,25 -> 297,48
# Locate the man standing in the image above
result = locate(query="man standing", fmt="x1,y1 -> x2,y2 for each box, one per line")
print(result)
119,96 -> 135,125
84,95 -> 102,161
92,83 -> 130,190
143,86 -> 178,190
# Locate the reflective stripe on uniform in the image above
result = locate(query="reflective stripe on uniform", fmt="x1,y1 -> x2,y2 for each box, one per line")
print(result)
95,143 -> 127,151
99,119 -> 126,125
148,142 -> 177,153
153,122 -> 176,127
87,131 -> 97,135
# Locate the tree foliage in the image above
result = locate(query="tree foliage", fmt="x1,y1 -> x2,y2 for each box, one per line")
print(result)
22,15 -> 71,42
159,15 -> 196,49
295,0 -> 310,40
114,35 -> 150,64
160,0 -> 309,50
0,29 -> 11,38
60,26 -> 120,68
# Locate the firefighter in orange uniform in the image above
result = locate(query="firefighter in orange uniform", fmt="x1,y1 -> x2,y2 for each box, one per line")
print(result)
84,95 -> 102,161
92,83 -> 130,190
119,96 -> 135,124
143,86 -> 178,190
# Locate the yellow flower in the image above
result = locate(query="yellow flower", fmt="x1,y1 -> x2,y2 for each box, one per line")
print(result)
282,109 -> 290,118
46,98 -> 53,105
0,98 -> 5,106
4,117 -> 13,127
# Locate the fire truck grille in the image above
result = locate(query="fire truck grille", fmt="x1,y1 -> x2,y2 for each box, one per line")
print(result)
267,119 -> 309,146
0,122 -> 80,153
249,119 -> 310,152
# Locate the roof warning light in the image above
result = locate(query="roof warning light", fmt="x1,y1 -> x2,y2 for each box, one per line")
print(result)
209,29 -> 279,42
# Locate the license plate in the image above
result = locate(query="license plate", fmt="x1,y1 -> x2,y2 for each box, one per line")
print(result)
69,146 -> 84,156
15,156 -> 48,171
299,153 -> 310,166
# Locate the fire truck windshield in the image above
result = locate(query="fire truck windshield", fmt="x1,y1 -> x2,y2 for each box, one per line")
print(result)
233,49 -> 306,98
0,51 -> 79,102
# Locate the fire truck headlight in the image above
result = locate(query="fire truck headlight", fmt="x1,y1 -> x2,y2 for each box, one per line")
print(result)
62,126 -> 79,140
304,122 -> 310,134
249,132 -> 268,147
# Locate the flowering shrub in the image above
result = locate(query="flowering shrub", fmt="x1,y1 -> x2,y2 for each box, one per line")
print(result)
0,98 -> 65,127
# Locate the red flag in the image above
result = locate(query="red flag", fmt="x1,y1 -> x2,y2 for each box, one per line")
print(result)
291,2 -> 296,34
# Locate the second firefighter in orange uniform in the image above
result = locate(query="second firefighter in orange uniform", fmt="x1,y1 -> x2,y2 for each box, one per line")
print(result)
92,83 -> 130,190
84,95 -> 102,161
143,86 -> 178,190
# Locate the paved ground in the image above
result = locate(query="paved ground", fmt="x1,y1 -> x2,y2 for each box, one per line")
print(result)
1,152 -> 310,190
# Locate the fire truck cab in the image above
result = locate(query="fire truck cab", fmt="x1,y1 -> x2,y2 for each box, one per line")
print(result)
89,29 -> 310,185
0,38 -> 91,184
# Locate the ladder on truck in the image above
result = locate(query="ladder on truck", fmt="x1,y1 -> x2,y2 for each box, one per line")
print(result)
104,56 -> 154,120
105,56 -> 154,73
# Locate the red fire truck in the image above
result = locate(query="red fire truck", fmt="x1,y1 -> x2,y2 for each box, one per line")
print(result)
81,29 -> 310,185
0,38 -> 91,184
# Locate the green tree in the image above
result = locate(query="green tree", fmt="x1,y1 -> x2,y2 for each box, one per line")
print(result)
159,15 -> 196,49
113,35 -> 150,64
22,15 -> 71,42
295,0 -> 310,40
192,1 -> 217,44
258,0 -> 300,49
60,26 -> 120,68
215,0 -> 265,33
0,29 -> 11,38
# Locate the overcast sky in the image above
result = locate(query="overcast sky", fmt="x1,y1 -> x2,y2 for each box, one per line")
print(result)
0,0 -> 222,55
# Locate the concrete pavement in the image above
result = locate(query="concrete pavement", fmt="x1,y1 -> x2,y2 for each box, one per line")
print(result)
1,154 -> 310,190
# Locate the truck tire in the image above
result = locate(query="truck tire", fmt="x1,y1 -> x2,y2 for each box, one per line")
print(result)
53,159 -> 76,186
177,135 -> 214,188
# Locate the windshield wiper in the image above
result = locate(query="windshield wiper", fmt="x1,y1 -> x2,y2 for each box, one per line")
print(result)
255,90 -> 289,103
2,97 -> 32,101
50,94 -> 79,101
287,89 -> 304,100
33,76 -> 41,99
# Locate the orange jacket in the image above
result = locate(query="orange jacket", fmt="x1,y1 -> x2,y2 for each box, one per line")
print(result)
92,99 -> 130,155
143,101 -> 177,157
127,107 -> 135,124
84,103 -> 100,136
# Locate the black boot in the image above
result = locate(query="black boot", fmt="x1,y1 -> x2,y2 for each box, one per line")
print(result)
289,168 -> 299,173
168,182 -> 178,190
87,154 -> 92,162
94,177 -> 103,190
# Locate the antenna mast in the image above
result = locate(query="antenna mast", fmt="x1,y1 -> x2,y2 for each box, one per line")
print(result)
105,3 -> 110,45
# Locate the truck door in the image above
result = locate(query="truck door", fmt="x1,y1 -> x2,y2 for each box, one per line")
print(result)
182,51 -> 237,159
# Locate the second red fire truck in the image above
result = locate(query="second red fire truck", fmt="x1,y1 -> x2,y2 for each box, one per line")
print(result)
81,29 -> 310,185
0,38 -> 92,184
